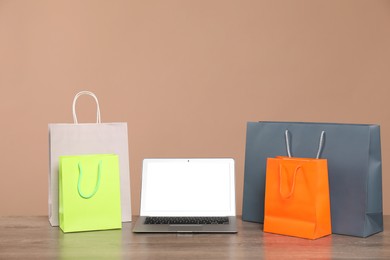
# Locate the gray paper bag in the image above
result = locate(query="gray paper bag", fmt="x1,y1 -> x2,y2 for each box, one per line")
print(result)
242,121 -> 383,237
49,91 -> 132,226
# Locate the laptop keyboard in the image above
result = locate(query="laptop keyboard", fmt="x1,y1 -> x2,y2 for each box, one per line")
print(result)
144,216 -> 229,225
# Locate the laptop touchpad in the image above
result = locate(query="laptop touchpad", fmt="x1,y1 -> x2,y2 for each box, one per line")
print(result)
169,225 -> 203,232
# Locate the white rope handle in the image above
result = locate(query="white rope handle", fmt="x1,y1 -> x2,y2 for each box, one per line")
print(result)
284,130 -> 325,159
72,91 -> 101,124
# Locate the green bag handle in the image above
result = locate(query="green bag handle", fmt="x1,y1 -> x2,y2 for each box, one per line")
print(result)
77,161 -> 102,199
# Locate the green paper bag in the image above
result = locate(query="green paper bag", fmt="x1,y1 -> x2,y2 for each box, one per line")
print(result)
59,154 -> 122,233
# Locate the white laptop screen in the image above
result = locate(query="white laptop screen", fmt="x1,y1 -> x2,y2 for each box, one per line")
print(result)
140,159 -> 236,217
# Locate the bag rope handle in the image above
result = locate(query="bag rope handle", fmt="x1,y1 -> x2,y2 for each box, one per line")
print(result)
285,130 -> 325,159
77,161 -> 102,199
279,164 -> 302,199
72,91 -> 101,124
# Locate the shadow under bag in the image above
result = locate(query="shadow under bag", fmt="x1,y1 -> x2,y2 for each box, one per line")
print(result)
242,121 -> 383,237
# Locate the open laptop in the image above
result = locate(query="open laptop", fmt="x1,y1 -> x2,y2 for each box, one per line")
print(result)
133,158 -> 237,233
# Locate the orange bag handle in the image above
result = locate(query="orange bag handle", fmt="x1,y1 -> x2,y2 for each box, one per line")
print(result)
279,164 -> 303,199
285,130 -> 325,159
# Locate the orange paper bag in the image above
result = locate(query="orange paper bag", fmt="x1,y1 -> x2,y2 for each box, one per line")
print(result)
263,131 -> 332,239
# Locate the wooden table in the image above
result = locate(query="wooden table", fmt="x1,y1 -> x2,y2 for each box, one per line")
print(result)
0,216 -> 389,259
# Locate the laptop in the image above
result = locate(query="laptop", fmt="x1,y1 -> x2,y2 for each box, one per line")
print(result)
133,158 -> 237,233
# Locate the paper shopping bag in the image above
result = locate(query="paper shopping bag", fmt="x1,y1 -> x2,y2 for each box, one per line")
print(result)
49,91 -> 132,226
59,154 -> 122,233
263,156 -> 332,239
242,121 -> 382,237
263,131 -> 331,239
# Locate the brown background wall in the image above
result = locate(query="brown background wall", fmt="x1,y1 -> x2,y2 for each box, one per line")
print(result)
1,0 -> 390,216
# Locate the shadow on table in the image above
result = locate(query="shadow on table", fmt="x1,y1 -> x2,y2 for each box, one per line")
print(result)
58,229 -> 123,260
262,232 -> 332,259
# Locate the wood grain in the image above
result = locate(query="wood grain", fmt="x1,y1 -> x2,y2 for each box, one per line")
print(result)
0,216 -> 389,259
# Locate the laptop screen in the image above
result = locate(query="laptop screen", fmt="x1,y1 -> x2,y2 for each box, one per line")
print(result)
140,158 -> 236,217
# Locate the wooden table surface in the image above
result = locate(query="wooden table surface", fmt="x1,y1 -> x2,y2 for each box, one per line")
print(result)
0,216 -> 389,259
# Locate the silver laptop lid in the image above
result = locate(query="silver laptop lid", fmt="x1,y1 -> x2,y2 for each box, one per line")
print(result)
140,158 -> 236,217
